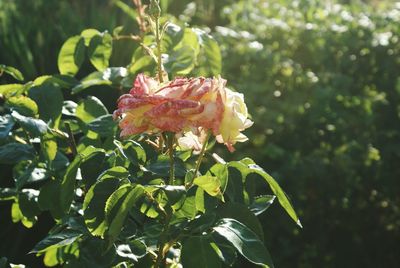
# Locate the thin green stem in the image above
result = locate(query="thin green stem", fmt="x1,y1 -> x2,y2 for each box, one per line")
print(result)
167,134 -> 175,185
65,122 -> 78,157
194,131 -> 212,177
155,16 -> 163,83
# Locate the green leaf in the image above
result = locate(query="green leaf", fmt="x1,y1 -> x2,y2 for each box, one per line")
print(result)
30,230 -> 82,254
213,218 -> 274,268
33,75 -> 79,88
15,166 -> 48,189
193,175 -> 224,200
60,146 -> 105,213
129,47 -> 154,74
195,187 -> 205,213
116,240 -> 147,262
164,45 -> 196,76
193,29 -> 222,76
0,83 -> 26,97
114,0 -> 138,21
147,155 -> 186,177
81,29 -> 101,46
0,64 -> 24,81
18,189 -> 41,218
115,140 -> 146,166
104,184 -> 144,242
88,32 -> 113,71
6,96 -> 38,116
58,35 -> 85,75
216,202 -> 264,240
87,114 -> 116,137
71,67 -> 127,95
29,83 -> 63,128
0,143 -> 35,164
181,236 -> 221,268
98,166 -> 129,180
75,96 -> 108,123
83,177 -> 121,237
38,179 -> 64,219
41,132 -> 58,163
11,111 -> 48,137
210,238 -> 238,266
0,115 -> 15,139
0,188 -> 17,201
161,23 -> 184,52
229,159 -> 301,227
249,195 -> 275,216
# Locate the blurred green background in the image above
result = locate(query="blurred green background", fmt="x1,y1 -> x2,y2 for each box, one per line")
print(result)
1,0 -> 399,267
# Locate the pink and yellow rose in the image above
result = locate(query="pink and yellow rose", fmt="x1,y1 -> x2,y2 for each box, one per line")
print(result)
113,73 -> 252,152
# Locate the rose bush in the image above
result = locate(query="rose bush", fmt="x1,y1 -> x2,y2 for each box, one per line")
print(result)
114,73 -> 252,152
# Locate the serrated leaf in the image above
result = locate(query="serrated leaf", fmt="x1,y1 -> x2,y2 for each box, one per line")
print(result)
58,36 -> 85,75
83,177 -> 121,237
88,33 -> 113,71
104,184 -> 144,242
30,230 -> 82,254
60,146 -> 105,213
213,218 -> 274,268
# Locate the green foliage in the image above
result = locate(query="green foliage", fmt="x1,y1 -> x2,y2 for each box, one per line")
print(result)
0,1 -> 294,267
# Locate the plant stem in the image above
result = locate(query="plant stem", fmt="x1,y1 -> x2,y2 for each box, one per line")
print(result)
167,133 -> 175,185
65,122 -> 78,157
194,131 -> 212,177
155,16 -> 163,83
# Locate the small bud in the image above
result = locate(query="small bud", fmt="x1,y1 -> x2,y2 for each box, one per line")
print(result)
148,0 -> 161,19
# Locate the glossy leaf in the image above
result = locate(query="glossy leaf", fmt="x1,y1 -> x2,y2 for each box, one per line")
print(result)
88,32 -> 113,71
29,83 -> 63,128
213,218 -> 274,267
11,111 -> 48,137
249,195 -> 276,216
83,177 -> 121,237
181,236 -> 221,268
229,159 -> 301,227
0,143 -> 35,164
30,230 -> 82,254
58,35 -> 85,75
0,64 -> 24,81
0,115 -> 15,139
75,96 -> 108,123
163,45 -> 196,75
193,29 -> 222,76
104,184 -> 144,242
6,96 -> 38,117
193,175 -> 223,200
